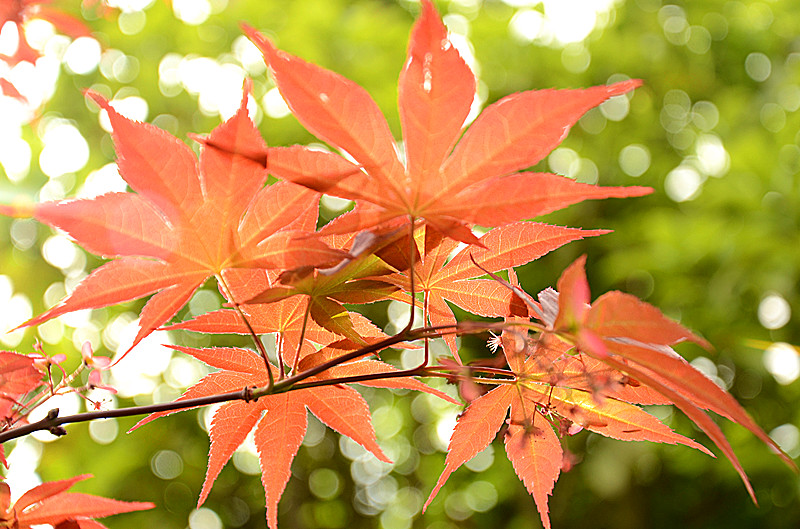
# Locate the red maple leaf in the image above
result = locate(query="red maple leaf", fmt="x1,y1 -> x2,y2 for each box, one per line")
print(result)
423,337 -> 710,529
0,474 -> 153,529
0,350 -> 43,466
0,85 -> 345,351
243,0 -> 651,245
166,294 -> 388,359
533,256 -> 798,500
0,351 -> 41,416
420,257 -> 798,527
132,345 -> 457,529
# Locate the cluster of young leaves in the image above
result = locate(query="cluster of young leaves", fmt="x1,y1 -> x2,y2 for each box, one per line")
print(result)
0,350 -> 148,527
0,351 -> 41,466
0,343 -> 113,466
0,1 -> 795,528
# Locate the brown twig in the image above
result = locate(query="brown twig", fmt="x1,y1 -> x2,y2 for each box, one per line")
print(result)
0,320 -> 507,444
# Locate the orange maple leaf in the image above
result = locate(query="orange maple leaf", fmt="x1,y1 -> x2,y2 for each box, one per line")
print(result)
132,345 -> 456,529
0,474 -> 152,529
424,332 -> 712,529
0,85 -> 345,351
243,0 -> 651,245
534,256 -> 798,501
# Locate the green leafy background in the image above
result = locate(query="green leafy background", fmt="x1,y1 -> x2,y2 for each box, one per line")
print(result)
0,1 -> 798,528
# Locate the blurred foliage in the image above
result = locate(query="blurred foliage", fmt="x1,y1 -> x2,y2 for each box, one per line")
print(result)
1,0 -> 799,528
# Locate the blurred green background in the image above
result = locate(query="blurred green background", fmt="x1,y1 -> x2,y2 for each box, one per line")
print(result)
0,0 -> 798,528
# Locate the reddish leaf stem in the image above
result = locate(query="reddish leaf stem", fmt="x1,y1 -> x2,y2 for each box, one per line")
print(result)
401,215 -> 418,334
216,273 -> 275,391
290,299 -> 312,376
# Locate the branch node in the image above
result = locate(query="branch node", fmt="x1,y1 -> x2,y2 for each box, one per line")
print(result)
45,408 -> 59,420
244,385 -> 259,403
48,426 -> 67,437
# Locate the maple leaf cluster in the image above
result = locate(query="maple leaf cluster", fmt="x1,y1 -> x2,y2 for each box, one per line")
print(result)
0,343 -> 116,466
0,1 -> 795,528
0,351 -> 41,466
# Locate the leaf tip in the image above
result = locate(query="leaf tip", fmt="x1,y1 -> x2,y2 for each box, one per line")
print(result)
695,334 -> 714,351
240,22 -> 277,59
239,21 -> 257,37
630,185 -> 654,197
84,89 -> 110,111
607,78 -> 644,97
418,0 -> 439,20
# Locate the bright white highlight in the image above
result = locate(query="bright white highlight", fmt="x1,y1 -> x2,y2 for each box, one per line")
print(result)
0,135 -> 32,182
600,94 -> 630,121
0,21 -> 20,57
63,37 -> 102,75
178,56 -> 245,119
619,144 -> 651,177
42,234 -> 81,270
110,323 -> 174,397
106,0 -> 156,10
507,0 -> 619,47
758,293 -> 791,330
79,163 -> 128,198
770,424 -> 800,458
173,0 -> 212,26
695,134 -> 729,177
263,86 -> 291,118
0,275 -> 33,347
665,165 -> 702,202
28,392 -> 82,442
99,96 -> 149,131
23,19 -> 55,51
4,438 -> 42,502
232,35 -> 266,76
435,410 -> 459,452
763,342 -> 800,385
509,10 -> 544,42
188,508 -> 223,529
39,121 -> 89,178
